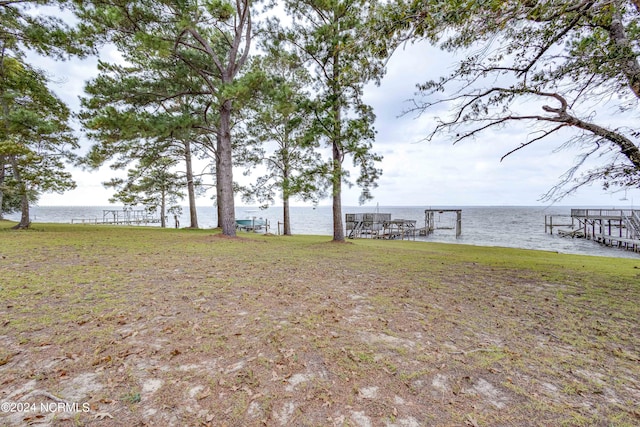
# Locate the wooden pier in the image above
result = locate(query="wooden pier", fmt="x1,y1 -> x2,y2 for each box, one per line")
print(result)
346,209 -> 462,240
346,213 -> 416,240
546,209 -> 640,253
71,209 -> 161,226
382,219 -> 417,240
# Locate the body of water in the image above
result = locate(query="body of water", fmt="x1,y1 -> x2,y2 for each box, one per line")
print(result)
7,205 -> 639,259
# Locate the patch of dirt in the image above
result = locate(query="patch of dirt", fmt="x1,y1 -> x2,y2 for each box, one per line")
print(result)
1,230 -> 639,426
209,233 -> 253,241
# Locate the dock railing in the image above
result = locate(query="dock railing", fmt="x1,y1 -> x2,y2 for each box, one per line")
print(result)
568,208 -> 640,252
345,213 -> 390,239
571,209 -> 640,238
622,210 -> 640,239
102,209 -> 159,225
570,208 -> 640,218
634,211 -> 640,237
71,209 -> 160,225
71,218 -> 99,225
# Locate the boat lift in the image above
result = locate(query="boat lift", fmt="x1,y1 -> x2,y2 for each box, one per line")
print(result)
423,209 -> 462,238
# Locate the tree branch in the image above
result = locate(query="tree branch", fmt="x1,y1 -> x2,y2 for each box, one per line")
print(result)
500,125 -> 567,161
232,0 -> 251,77
517,10 -> 584,79
178,27 -> 224,76
442,88 -> 640,170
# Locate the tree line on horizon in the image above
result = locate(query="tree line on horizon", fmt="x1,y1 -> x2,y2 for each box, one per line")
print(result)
2,0 -> 640,240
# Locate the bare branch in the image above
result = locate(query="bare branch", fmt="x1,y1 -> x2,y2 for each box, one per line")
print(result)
518,9 -> 585,79
233,0 -> 252,76
420,77 -> 640,172
500,125 -> 567,161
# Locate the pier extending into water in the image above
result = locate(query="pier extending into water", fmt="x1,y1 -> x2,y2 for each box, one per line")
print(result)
346,213 -> 417,240
71,209 -> 161,226
546,209 -> 640,253
346,209 -> 462,240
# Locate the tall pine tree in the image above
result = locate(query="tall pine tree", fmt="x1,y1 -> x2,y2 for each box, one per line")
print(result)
1,1 -> 90,225
75,0 -> 256,236
279,0 -> 384,241
242,49 -> 326,235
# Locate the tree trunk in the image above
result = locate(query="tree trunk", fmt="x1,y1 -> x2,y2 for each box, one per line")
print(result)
1,64 -> 6,221
215,174 -> 223,228
282,164 -> 292,235
0,159 -> 5,220
10,156 -> 29,229
283,195 -> 291,235
15,191 -> 29,229
332,141 -> 344,241
160,189 -> 166,228
218,99 -> 236,236
331,45 -> 345,242
215,132 -> 223,229
184,139 -> 199,228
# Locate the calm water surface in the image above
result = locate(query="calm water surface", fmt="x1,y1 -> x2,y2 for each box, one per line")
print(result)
9,205 -> 639,259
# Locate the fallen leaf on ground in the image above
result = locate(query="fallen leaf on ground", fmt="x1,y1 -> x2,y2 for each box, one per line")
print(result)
94,412 -> 114,420
465,414 -> 480,426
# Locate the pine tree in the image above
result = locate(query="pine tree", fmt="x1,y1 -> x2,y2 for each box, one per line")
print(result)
1,1 -> 90,225
279,0 -> 384,241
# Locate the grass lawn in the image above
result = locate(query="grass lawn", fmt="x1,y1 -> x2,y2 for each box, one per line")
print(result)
1,222 -> 639,426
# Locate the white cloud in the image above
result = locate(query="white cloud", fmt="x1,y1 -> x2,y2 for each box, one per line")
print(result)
28,18 -> 640,208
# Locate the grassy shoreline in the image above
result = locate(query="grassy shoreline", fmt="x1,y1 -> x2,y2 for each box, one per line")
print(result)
1,222 -> 639,426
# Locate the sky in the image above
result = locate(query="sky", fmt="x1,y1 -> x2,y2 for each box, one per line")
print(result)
29,9 -> 639,209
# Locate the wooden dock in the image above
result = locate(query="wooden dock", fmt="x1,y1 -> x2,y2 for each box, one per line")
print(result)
546,209 -> 640,253
346,213 -> 389,239
345,213 -> 417,240
381,219 -> 417,240
72,209 -> 161,226
346,209 -> 462,240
